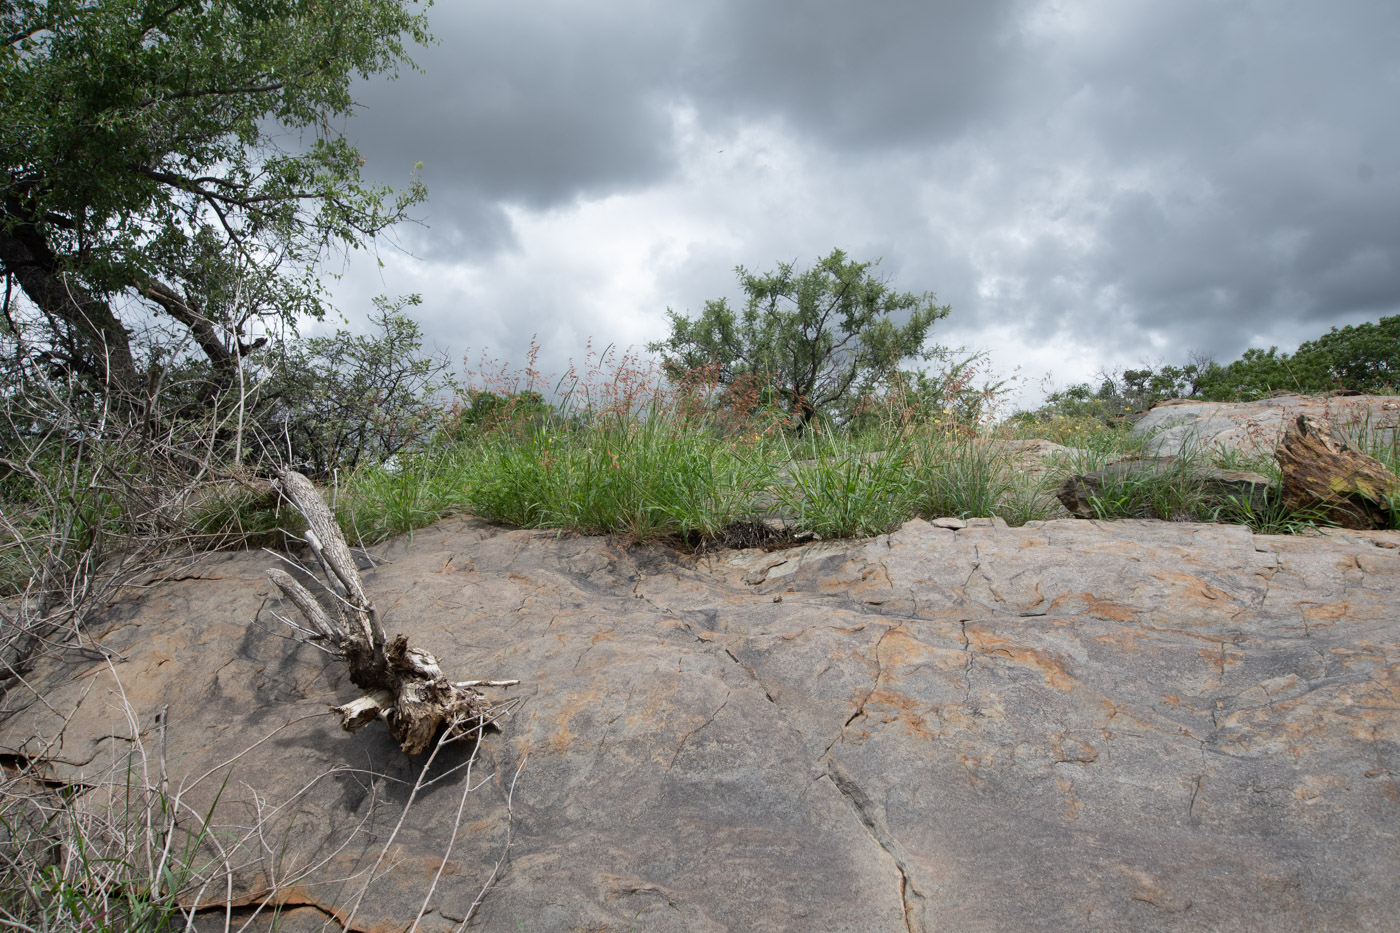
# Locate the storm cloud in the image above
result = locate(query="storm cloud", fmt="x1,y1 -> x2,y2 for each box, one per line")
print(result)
335,0 -> 1400,406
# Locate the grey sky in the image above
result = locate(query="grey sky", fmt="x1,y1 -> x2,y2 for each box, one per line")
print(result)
333,0 -> 1400,408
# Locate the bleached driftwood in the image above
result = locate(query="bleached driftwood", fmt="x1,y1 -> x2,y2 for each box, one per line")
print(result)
266,470 -> 516,753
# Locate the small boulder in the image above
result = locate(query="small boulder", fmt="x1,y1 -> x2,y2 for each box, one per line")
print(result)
1276,414 -> 1400,530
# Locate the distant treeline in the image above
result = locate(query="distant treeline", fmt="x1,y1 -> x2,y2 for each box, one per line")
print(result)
1027,315 -> 1399,423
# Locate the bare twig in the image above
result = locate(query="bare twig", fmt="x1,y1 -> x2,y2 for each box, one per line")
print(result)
460,753 -> 527,928
409,725 -> 488,933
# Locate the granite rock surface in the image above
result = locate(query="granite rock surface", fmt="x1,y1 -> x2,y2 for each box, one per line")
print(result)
1133,393 -> 1400,457
3,515 -> 1399,932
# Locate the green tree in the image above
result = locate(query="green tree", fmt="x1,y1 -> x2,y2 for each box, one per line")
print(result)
1295,315 -> 1400,393
1016,357 -> 1212,428
1194,347 -> 1314,401
1,0 -> 430,403
1193,316 -> 1400,401
649,249 -> 950,433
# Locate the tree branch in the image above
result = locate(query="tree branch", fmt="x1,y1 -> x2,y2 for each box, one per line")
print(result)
136,167 -> 322,208
4,22 -> 49,47
138,81 -> 287,109
137,277 -> 235,376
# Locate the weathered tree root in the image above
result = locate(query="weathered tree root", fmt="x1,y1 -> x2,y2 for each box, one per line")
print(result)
266,470 -> 517,754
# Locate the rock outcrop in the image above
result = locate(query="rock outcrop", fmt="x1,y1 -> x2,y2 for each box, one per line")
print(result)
1133,393 -> 1400,457
3,515 -> 1399,931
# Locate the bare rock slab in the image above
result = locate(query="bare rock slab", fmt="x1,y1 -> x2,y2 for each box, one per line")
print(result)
3,515 -> 1400,931
1134,394 -> 1400,458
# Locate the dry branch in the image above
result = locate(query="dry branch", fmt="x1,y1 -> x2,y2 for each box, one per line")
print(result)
266,470 -> 517,753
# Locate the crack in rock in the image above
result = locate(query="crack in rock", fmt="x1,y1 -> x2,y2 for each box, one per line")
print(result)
667,690 -> 730,771
962,547 -> 983,590
722,647 -> 781,706
959,620 -> 976,710
666,601 -> 934,931
192,897 -> 377,933
820,625 -> 895,761
825,763 -> 926,933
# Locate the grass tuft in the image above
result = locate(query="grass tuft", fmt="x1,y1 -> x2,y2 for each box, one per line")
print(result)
911,434 -> 1019,522
777,431 -> 916,538
462,407 -> 777,542
1210,491 -> 1335,536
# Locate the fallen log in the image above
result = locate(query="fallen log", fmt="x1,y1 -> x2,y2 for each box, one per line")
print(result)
1055,458 -> 1272,519
266,470 -> 516,753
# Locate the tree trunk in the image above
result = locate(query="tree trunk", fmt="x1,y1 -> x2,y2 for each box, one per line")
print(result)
790,392 -> 817,435
0,216 -> 142,398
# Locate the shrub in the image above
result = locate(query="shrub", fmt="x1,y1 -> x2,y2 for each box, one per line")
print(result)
250,297 -> 455,478
650,249 -> 950,434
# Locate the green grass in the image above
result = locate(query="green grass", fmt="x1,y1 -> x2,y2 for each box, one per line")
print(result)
1352,411 -> 1400,472
999,411 -> 1128,449
151,392 -> 1400,549
1210,491 -> 1336,535
911,434 -> 1020,522
185,482 -> 300,549
777,430 -> 917,538
995,471 -> 1060,527
1204,444 -> 1282,482
335,445 -> 480,544
1089,458 -> 1212,522
1346,411 -> 1400,529
309,403 -> 1387,543
415,413 -> 1074,541
460,409 -> 778,541
0,758 -> 228,933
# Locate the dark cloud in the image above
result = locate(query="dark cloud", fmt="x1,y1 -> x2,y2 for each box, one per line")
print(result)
924,0 -> 1400,373
329,0 -> 1400,403
346,1 -> 1037,233
344,1 -> 685,257
684,0 -> 1034,150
